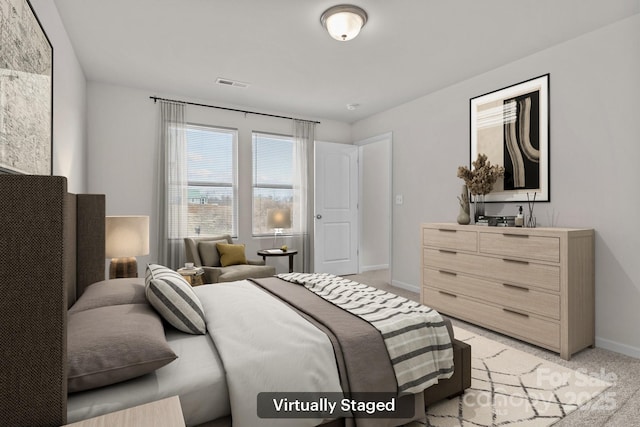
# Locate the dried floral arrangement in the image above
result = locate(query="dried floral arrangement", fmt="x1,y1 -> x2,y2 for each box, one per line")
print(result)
457,153 -> 505,195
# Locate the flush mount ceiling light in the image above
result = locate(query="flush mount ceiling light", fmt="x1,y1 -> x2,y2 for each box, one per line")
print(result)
320,4 -> 368,41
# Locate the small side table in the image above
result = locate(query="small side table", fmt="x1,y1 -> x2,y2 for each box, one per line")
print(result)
63,395 -> 185,427
177,267 -> 205,286
257,249 -> 298,273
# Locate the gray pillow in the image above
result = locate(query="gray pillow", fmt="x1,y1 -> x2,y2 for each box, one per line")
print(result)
68,278 -> 146,314
67,303 -> 177,393
145,265 -> 207,335
197,240 -> 227,267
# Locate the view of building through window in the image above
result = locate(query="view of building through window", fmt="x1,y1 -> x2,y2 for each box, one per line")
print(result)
186,125 -> 237,237
186,127 -> 299,238
252,132 -> 296,235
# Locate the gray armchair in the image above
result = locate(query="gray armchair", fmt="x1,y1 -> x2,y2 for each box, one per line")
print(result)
184,235 -> 275,284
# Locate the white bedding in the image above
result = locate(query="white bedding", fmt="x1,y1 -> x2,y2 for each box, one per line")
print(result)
195,280 -> 344,427
67,328 -> 229,426
68,280 -> 343,427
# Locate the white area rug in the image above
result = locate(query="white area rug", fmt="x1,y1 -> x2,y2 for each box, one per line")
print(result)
418,327 -> 611,426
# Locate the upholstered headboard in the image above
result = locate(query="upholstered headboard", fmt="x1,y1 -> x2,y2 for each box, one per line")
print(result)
0,175 -> 105,427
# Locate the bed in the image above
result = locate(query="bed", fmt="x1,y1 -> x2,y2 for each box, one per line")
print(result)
0,175 -> 470,427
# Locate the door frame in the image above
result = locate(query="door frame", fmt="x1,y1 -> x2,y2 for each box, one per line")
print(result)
355,132 -> 393,279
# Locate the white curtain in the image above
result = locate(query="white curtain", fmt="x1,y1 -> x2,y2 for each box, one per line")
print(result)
157,101 -> 188,269
292,120 -> 315,273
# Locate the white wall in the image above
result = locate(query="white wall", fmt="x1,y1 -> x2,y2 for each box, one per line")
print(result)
352,15 -> 640,357
87,82 -> 352,275
31,0 -> 87,193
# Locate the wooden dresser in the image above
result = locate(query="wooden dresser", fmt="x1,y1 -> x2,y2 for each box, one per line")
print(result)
421,223 -> 594,360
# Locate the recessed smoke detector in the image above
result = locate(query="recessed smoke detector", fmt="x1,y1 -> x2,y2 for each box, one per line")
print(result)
346,103 -> 360,111
215,77 -> 250,89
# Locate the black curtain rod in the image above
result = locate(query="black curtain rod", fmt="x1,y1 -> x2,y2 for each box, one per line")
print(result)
149,96 -> 321,124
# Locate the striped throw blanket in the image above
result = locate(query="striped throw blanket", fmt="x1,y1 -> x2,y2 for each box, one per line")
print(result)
277,273 -> 454,394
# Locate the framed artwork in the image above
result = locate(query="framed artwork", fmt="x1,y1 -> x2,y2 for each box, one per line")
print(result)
0,0 -> 53,175
470,74 -> 549,202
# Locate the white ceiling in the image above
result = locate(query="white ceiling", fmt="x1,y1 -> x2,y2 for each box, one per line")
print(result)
53,0 -> 638,123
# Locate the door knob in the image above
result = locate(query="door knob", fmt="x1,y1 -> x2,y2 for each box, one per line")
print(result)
316,214 -> 322,219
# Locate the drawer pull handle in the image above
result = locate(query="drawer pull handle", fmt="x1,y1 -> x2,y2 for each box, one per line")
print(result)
503,283 -> 529,292
502,233 -> 529,238
503,308 -> 529,318
503,258 -> 529,265
439,270 -> 457,276
438,291 -> 457,298
439,249 -> 457,255
438,229 -> 457,233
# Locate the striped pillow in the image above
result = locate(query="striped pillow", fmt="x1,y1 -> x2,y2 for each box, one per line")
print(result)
145,264 -> 206,335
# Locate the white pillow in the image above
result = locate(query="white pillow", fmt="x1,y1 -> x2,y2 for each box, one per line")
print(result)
145,264 -> 206,334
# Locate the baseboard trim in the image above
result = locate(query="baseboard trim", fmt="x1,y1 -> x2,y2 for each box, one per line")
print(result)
360,264 -> 389,273
391,279 -> 420,294
596,336 -> 640,359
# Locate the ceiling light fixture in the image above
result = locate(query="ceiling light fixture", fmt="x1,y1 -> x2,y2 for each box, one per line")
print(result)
320,4 -> 368,41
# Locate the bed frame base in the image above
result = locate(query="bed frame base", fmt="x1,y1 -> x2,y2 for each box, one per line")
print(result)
195,340 -> 471,427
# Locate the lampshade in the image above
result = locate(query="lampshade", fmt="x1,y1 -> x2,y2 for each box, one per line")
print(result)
320,4 -> 368,41
267,209 -> 292,229
105,216 -> 150,258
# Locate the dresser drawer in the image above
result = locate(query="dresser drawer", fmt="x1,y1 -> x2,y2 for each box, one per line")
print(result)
424,248 -> 560,291
479,232 -> 560,262
422,287 -> 560,350
424,268 -> 560,319
423,227 -> 477,252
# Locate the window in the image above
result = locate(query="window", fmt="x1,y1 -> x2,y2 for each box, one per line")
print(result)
252,132 -> 298,235
186,124 -> 237,237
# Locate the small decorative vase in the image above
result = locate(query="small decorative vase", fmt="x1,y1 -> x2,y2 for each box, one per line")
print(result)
473,194 -> 485,223
457,185 -> 470,225
457,206 -> 470,225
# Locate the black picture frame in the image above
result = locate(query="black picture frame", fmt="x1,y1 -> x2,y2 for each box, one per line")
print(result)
470,74 -> 550,202
0,0 -> 53,175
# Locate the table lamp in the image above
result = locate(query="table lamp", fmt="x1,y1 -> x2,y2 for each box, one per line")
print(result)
267,208 -> 291,248
105,215 -> 150,279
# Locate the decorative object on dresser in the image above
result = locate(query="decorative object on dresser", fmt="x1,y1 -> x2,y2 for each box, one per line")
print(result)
457,153 -> 504,223
515,205 -> 525,227
105,216 -> 150,278
479,215 -> 516,227
470,74 -> 550,202
526,191 -> 537,227
421,223 -> 595,360
456,185 -> 470,225
0,0 -> 53,175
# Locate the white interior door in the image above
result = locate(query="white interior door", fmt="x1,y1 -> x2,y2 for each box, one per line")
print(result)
314,142 -> 358,275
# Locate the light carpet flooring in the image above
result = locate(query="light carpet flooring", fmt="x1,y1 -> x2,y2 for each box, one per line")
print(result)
344,270 -> 640,427
426,325 -> 611,426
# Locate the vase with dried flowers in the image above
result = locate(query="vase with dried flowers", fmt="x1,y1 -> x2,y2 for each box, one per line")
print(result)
457,153 -> 505,222
457,185 -> 470,225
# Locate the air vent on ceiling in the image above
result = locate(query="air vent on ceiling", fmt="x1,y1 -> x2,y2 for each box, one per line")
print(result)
215,77 -> 250,89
